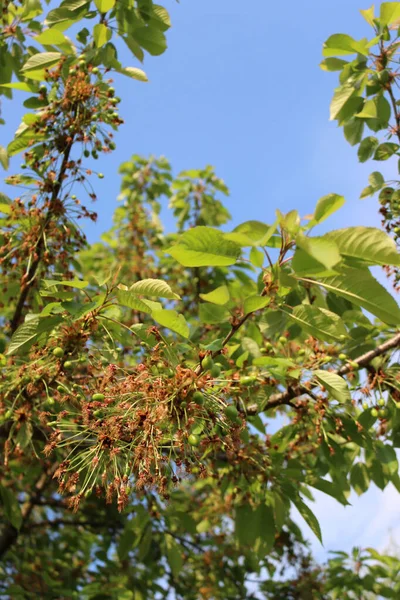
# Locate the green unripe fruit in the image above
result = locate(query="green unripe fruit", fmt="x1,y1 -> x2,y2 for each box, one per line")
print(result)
378,398 -> 385,407
78,59 -> 86,67
91,393 -> 105,401
93,410 -> 103,417
338,353 -> 347,361
278,336 -> 287,344
92,67 -> 99,74
192,391 -> 205,405
52,347 -> 64,358
224,405 -> 239,421
240,375 -> 257,386
371,408 -> 379,418
165,368 -> 174,378
84,149 -> 90,157
5,410 -> 13,419
108,87 -> 115,96
210,364 -> 221,378
63,361 -> 73,370
57,385 -> 64,393
201,355 -> 214,371
188,434 -> 201,447
46,397 -> 55,406
98,173 -> 104,179
39,84 -> 47,93
362,402 -> 369,410
298,348 -> 306,356
378,408 -> 387,418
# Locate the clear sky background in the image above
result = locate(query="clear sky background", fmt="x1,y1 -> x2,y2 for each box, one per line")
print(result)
1,0 -> 400,563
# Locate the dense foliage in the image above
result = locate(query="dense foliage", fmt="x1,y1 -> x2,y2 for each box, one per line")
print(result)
1,1 -> 400,598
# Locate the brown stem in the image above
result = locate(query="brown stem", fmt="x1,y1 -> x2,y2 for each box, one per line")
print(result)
9,140 -> 74,334
0,462 -> 57,559
247,331 -> 400,414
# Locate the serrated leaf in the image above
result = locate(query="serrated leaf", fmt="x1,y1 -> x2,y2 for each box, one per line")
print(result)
308,268 -> 400,325
129,278 -> 180,300
296,234 -> 341,270
374,142 -> 399,161
167,227 -> 241,267
118,67 -> 148,82
243,295 -> 270,314
235,505 -> 259,546
0,146 -> 9,170
6,315 -> 61,355
199,303 -> 230,324
314,370 -> 351,403
358,136 -> 379,162
350,462 -> 370,495
325,227 -> 400,267
320,57 -> 349,71
199,285 -> 230,305
165,534 -> 183,578
43,279 -> 88,289
132,26 -> 167,56
380,2 -> 400,26
311,193 -> 345,225
21,52 -> 62,72
249,246 -> 264,267
323,33 -> 369,57
93,23 -> 112,47
152,309 -> 189,338
34,29 -> 68,45
286,305 -> 347,342
291,496 -> 323,544
330,83 -> 357,120
228,220 -> 277,247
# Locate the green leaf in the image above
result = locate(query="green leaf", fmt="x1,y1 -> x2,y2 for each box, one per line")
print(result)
291,497 -> 323,544
350,463 -> 370,495
312,193 -> 345,225
116,290 -> 154,314
152,309 -> 189,338
358,137 -> 379,162
129,278 -> 180,300
0,82 -> 37,92
21,52 -> 62,73
286,305 -> 347,343
0,485 -> 23,530
199,285 -> 230,305
374,142 -> 399,161
320,57 -> 349,71
306,477 -> 349,506
6,315 -> 62,356
43,279 -> 89,289
227,220 -> 277,247
330,84 -> 357,121
243,295 -> 270,314
132,26 -> 167,56
344,117 -> 364,145
380,2 -> 400,26
369,171 -> 385,190
310,268 -> 400,325
249,246 -> 264,267
0,146 -> 9,170
167,227 -> 241,267
356,96 -> 391,124
199,303 -> 230,324
94,0 -> 115,11
323,33 -> 369,57
34,29 -> 68,45
292,248 -> 339,278
325,227 -> 400,267
165,534 -> 183,578
296,234 -> 341,270
376,444 -> 398,476
360,5 -> 375,26
314,370 -> 351,403
235,505 -> 259,546
93,23 -> 112,48
118,67 -> 148,82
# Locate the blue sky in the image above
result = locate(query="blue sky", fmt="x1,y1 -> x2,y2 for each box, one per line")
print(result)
2,0 -> 399,563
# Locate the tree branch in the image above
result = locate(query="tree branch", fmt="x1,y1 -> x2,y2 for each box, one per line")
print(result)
9,140 -> 74,334
247,331 -> 400,414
